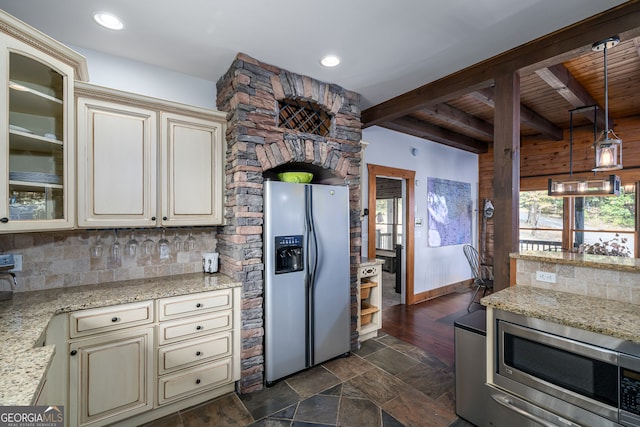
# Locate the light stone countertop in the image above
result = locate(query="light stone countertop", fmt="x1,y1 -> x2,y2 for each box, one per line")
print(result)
359,258 -> 385,267
0,272 -> 240,406
481,286 -> 640,343
513,250 -> 640,272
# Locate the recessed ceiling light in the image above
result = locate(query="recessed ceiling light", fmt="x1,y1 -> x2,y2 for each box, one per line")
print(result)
320,55 -> 340,68
93,12 -> 124,30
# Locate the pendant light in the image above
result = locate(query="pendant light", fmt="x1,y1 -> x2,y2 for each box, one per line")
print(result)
548,106 -> 621,197
592,36 -> 622,172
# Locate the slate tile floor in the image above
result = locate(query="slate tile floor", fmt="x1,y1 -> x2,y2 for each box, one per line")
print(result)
143,332 -> 474,427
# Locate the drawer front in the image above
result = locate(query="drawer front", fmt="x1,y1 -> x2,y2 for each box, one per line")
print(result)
158,332 -> 232,374
158,310 -> 233,345
70,301 -> 154,338
158,289 -> 232,320
158,357 -> 233,405
359,265 -> 380,277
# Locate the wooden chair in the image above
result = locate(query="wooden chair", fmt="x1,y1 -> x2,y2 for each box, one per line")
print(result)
463,244 -> 493,311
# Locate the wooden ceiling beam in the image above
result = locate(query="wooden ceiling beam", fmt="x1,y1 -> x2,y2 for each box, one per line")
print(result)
362,1 -> 640,127
421,103 -> 493,139
535,63 -> 608,128
470,88 -> 563,140
381,116 -> 488,154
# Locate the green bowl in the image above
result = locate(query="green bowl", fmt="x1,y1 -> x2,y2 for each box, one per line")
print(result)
278,172 -> 313,183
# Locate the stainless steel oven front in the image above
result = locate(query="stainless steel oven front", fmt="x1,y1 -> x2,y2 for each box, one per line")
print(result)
490,310 -> 640,427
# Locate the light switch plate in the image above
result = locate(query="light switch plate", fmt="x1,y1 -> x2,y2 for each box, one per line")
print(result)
536,271 -> 556,283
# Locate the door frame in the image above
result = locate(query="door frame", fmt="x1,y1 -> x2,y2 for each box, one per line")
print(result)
367,164 -> 416,304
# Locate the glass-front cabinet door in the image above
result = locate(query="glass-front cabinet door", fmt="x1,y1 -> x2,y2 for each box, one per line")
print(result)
0,34 -> 76,231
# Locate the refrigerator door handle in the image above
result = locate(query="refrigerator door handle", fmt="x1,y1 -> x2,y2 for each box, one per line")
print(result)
305,185 -> 319,367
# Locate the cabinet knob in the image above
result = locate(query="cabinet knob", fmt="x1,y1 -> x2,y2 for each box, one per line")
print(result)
196,303 -> 203,308
70,350 -> 77,356
151,216 -> 156,221
162,216 -> 168,221
196,351 -> 202,356
196,325 -> 203,330
111,317 -> 119,322
0,217 -> 8,223
195,379 -> 201,384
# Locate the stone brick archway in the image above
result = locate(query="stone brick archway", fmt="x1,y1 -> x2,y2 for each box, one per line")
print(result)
216,53 -> 363,393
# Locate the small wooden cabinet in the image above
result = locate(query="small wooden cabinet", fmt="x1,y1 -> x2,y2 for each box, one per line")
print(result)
0,10 -> 87,232
357,260 -> 384,342
76,83 -> 226,228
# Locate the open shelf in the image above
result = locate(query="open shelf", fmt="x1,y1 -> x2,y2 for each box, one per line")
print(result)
357,260 -> 384,341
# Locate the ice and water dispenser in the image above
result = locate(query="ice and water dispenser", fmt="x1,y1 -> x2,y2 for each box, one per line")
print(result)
275,235 -> 303,274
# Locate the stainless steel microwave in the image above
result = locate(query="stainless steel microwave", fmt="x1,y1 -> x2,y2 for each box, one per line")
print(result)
491,310 -> 640,427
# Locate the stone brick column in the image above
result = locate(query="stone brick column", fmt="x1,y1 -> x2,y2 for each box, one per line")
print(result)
216,53 -> 362,393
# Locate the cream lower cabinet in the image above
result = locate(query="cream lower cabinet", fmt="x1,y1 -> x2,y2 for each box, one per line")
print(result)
76,83 -> 226,228
155,289 -> 240,407
69,327 -> 154,427
45,288 -> 241,427
67,301 -> 155,427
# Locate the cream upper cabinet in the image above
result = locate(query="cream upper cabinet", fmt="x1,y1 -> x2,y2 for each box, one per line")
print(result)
75,83 -> 227,228
77,97 -> 158,227
161,112 -> 224,226
0,10 -> 87,233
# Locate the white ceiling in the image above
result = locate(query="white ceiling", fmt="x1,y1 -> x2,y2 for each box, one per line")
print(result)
0,0 -> 628,109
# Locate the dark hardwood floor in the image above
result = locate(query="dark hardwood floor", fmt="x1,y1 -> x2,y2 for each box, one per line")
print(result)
381,289 -> 476,365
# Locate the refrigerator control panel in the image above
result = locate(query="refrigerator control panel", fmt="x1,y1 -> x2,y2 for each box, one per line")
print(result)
275,235 -> 303,274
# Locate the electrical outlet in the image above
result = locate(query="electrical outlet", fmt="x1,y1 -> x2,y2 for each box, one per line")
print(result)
10,254 -> 22,272
536,271 -> 556,283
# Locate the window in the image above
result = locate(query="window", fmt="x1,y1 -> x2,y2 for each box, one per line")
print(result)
576,185 -> 635,256
519,186 -> 636,256
519,191 -> 563,251
375,198 -> 402,250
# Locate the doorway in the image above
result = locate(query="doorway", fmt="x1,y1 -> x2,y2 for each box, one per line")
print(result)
367,164 -> 416,305
375,177 -> 403,308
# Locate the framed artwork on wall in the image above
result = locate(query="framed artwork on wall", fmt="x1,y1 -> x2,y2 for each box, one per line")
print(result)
427,177 -> 472,247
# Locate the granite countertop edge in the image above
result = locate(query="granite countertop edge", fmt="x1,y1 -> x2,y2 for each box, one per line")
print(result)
512,250 -> 640,272
481,286 -> 640,343
0,272 -> 241,406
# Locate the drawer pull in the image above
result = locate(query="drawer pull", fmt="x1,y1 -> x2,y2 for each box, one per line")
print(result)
196,303 -> 203,308
70,350 -> 77,356
196,325 -> 203,330
195,379 -> 201,384
196,351 -> 202,356
111,317 -> 119,323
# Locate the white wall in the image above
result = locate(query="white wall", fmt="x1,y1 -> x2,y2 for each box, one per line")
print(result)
362,126 -> 478,295
70,45 -> 218,109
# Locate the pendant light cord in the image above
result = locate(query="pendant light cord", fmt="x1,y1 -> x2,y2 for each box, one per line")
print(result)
604,44 -> 609,133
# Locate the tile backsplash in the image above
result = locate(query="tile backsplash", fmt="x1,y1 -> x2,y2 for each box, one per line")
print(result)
516,258 -> 640,305
0,228 -> 218,292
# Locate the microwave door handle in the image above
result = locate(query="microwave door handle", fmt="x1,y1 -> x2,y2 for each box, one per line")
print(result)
490,391 -> 580,427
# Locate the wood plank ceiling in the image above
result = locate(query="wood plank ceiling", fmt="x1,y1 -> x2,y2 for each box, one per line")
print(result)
361,2 -> 640,155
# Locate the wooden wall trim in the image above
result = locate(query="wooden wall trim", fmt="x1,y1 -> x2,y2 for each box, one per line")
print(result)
367,164 -> 416,304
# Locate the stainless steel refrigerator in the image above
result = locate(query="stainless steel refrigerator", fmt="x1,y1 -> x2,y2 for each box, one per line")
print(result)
264,180 -> 351,385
